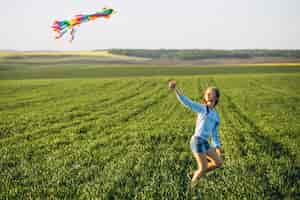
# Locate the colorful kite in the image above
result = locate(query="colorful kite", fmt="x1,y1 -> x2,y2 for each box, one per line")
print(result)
51,8 -> 115,42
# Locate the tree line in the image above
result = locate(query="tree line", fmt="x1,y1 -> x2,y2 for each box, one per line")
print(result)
105,49 -> 300,60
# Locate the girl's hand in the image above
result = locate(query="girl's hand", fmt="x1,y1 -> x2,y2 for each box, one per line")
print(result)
168,80 -> 176,90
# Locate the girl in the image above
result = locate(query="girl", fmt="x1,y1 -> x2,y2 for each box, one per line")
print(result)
168,80 -> 223,185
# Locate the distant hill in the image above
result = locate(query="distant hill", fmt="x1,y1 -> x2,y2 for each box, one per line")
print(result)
1,50 -> 300,65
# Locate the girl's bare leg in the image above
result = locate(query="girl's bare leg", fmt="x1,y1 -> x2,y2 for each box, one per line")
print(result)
205,147 -> 222,173
191,152 -> 208,183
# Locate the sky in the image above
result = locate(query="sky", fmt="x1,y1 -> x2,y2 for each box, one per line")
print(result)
1,0 -> 300,50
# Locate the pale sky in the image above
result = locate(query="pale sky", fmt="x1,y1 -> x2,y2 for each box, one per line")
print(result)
1,0 -> 299,50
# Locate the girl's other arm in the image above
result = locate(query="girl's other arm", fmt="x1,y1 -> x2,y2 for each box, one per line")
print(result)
212,124 -> 222,154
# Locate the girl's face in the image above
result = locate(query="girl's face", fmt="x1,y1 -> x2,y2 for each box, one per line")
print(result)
204,88 -> 217,108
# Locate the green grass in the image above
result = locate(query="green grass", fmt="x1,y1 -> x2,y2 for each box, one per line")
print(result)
0,61 -> 299,199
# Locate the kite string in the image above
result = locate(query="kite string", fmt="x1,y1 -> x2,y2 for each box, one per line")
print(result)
70,28 -> 76,42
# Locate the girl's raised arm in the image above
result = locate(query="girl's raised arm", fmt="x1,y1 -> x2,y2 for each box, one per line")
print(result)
174,88 -> 205,113
169,80 -> 205,113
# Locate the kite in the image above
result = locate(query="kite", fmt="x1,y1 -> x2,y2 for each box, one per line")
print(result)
51,8 -> 115,42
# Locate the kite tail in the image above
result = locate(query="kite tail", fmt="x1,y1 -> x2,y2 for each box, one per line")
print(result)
52,20 -> 71,40
55,29 -> 68,39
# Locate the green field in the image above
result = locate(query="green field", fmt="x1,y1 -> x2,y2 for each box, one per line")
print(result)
0,59 -> 300,199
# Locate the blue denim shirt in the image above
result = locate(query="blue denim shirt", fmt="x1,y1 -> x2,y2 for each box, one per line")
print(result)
175,91 -> 221,148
